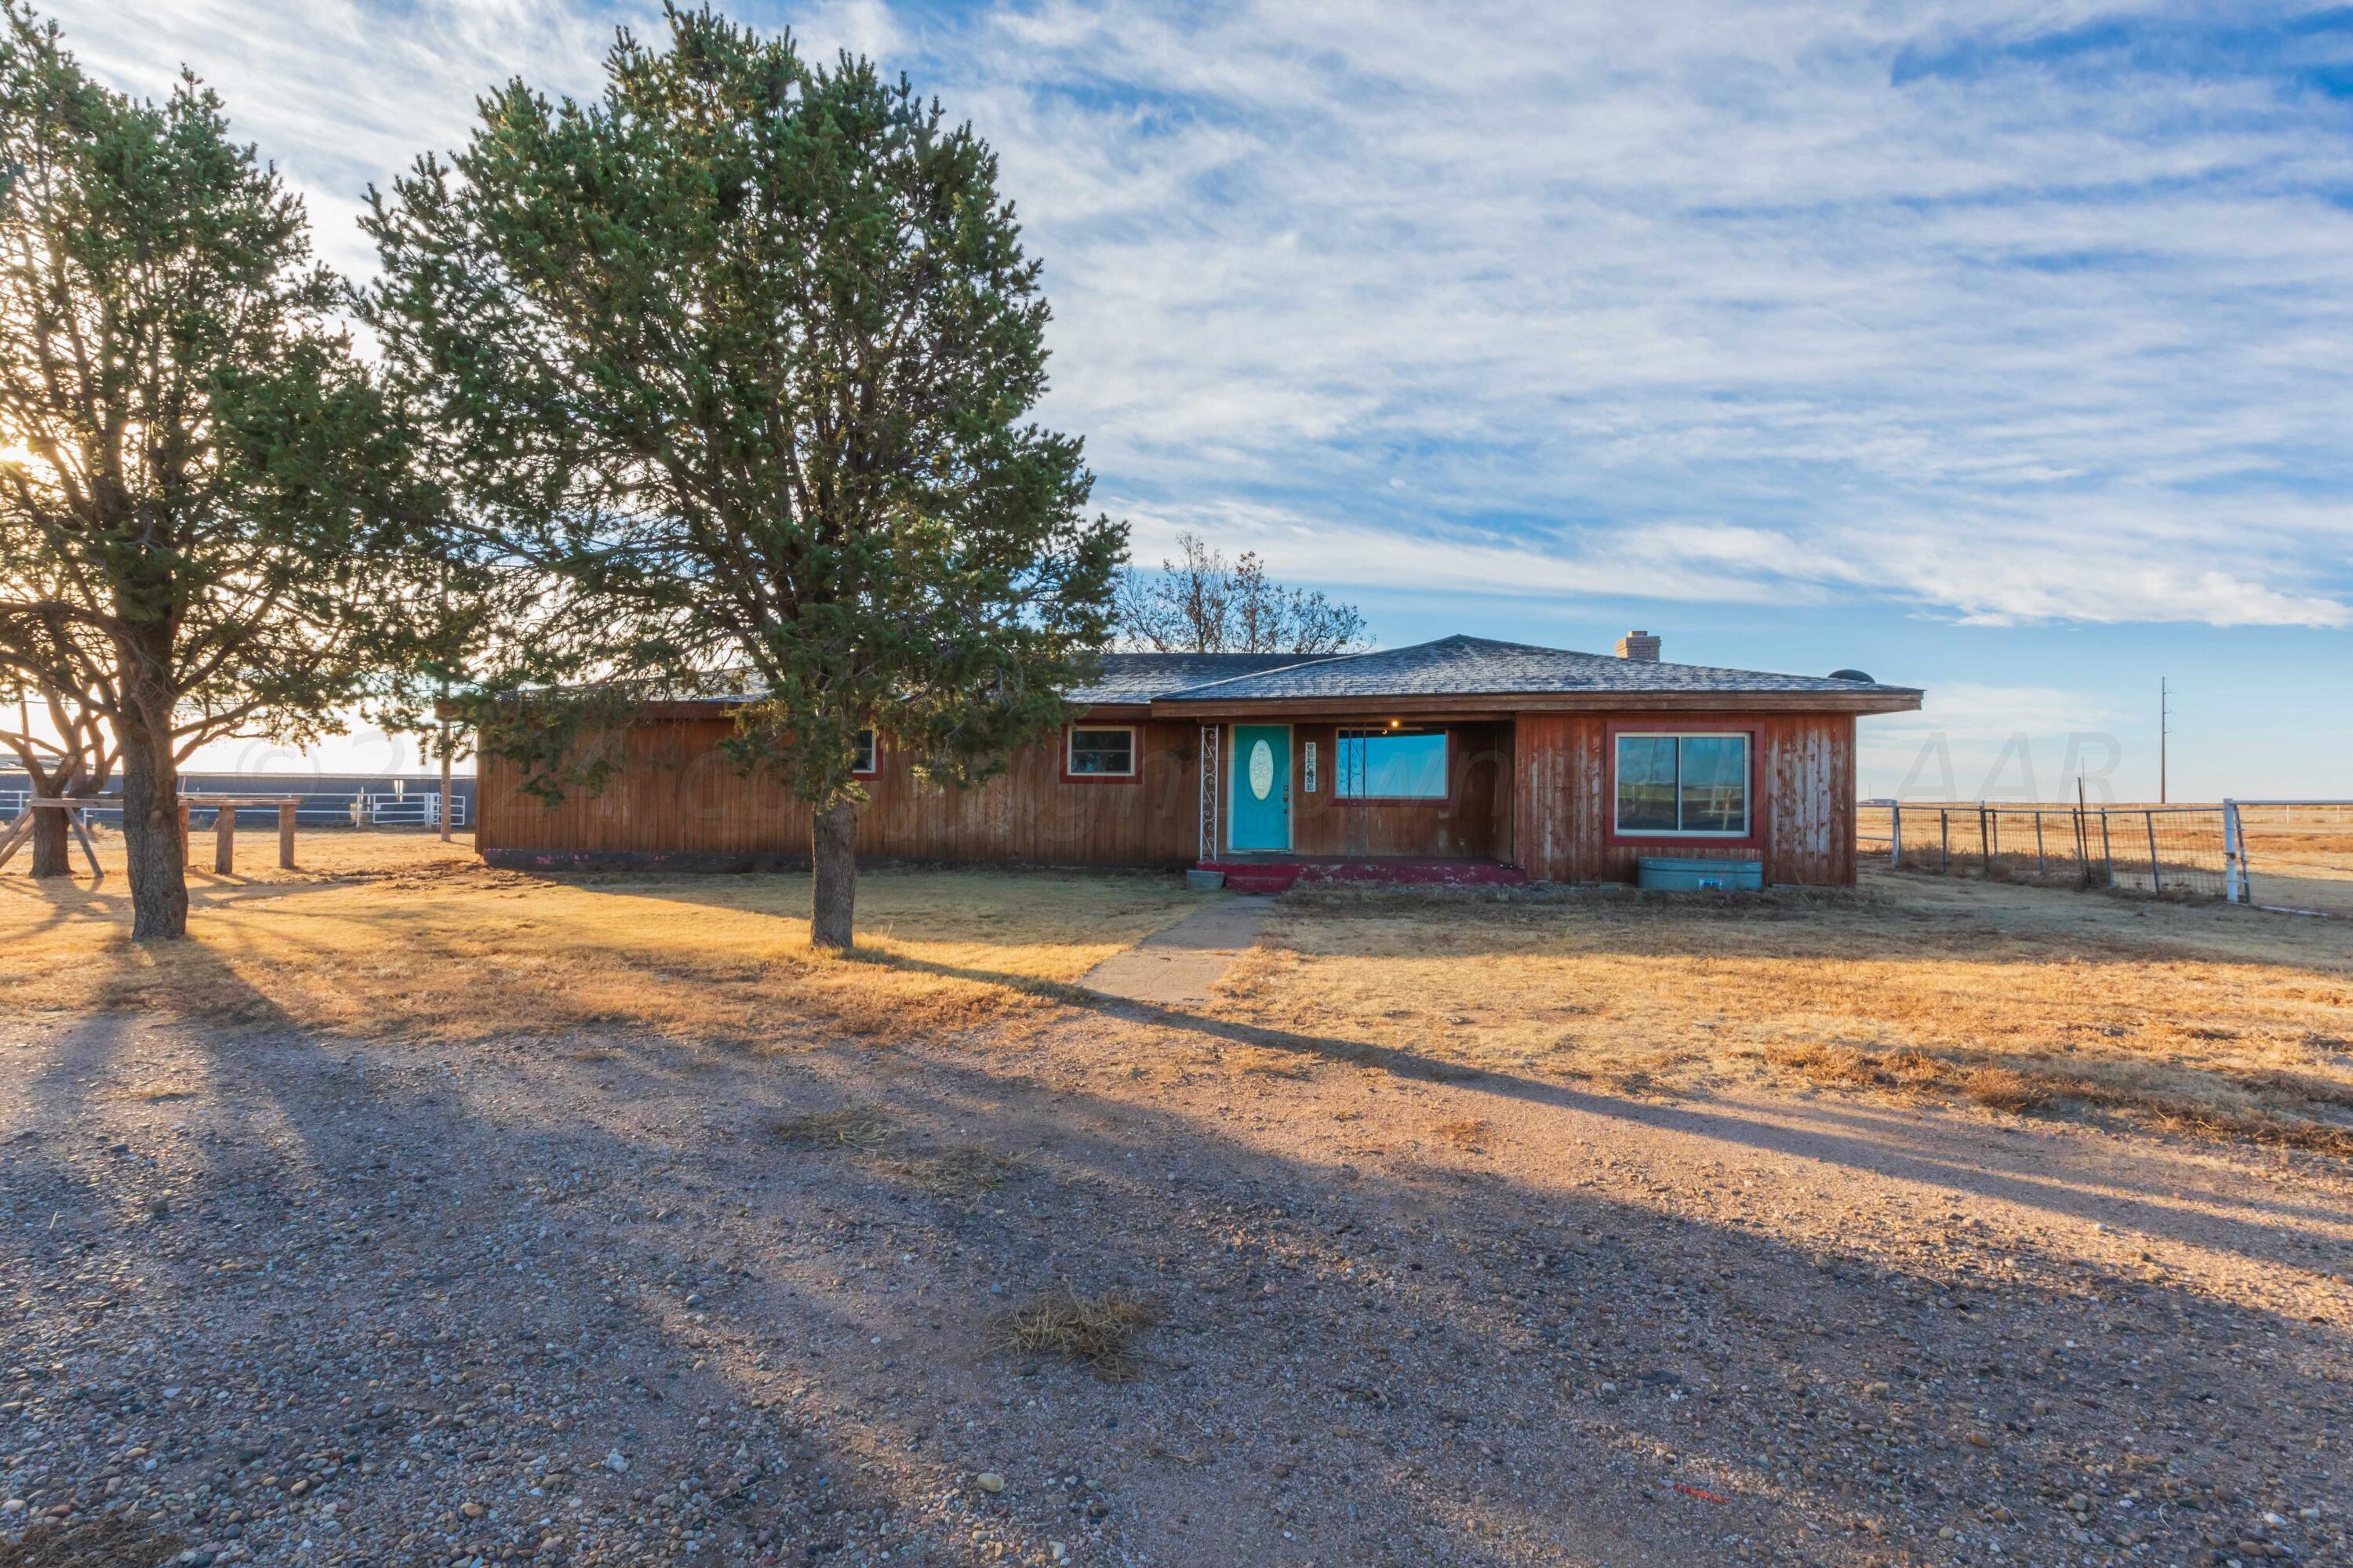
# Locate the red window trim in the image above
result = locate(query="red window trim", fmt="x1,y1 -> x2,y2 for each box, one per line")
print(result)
1061,722 -> 1140,784
1603,720 -> 1766,850
851,728 -> 881,780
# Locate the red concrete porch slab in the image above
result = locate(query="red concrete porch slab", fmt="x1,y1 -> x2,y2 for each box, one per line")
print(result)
1197,859 -> 1529,894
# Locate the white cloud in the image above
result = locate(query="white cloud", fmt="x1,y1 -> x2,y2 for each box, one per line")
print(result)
1859,682 -> 2133,802
48,0 -> 2353,630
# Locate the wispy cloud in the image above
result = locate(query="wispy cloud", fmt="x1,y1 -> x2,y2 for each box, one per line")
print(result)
1860,681 -> 2133,801
53,0 -> 2353,631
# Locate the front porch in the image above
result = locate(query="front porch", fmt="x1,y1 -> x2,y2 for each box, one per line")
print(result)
1191,718 -> 1517,876
1195,854 -> 1529,894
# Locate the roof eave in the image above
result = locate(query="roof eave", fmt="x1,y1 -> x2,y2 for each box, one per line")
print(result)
1149,689 -> 1924,719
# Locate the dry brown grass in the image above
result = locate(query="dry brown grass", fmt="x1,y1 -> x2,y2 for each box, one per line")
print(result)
1762,1041 -> 2353,1156
13,831 -> 2351,1160
101,1081 -> 198,1104
1430,1115 -> 1495,1151
1228,874 -> 2353,1156
2237,828 -> 2353,917
770,1107 -> 896,1153
891,1142 -> 1019,1194
987,1287 -> 1156,1382
769,1111 -> 1018,1193
2241,824 -> 2353,857
0,831 -> 1203,1052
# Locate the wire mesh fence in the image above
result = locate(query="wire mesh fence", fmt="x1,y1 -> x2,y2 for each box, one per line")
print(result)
1858,802 -> 2246,900
1860,799 -> 2353,912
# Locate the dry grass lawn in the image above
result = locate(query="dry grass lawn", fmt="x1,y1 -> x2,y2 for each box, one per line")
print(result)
0,828 -> 1205,1052
7,828 -> 2350,1157
1222,870 -> 2353,1155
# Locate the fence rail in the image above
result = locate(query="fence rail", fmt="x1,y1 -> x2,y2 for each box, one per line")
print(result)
0,790 -> 465,830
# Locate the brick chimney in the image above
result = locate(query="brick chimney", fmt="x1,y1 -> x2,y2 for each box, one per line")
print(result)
1615,629 -> 1660,662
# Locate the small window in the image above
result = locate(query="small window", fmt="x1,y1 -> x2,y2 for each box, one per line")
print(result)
1337,730 -> 1448,799
852,729 -> 878,777
1614,733 -> 1748,835
1067,726 -> 1136,777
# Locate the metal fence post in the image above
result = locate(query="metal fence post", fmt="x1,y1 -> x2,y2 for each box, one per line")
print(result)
1890,801 -> 1902,868
2100,810 -> 2115,888
2034,811 -> 2046,877
2144,810 -> 2162,894
2222,799 -> 2246,904
1979,806 -> 1991,875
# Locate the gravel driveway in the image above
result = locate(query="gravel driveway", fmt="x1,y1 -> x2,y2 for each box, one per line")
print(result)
3,959 -> 2348,1568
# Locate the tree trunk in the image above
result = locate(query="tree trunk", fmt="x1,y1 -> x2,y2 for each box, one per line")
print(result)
120,724 -> 188,940
28,807 -> 70,878
810,799 -> 858,951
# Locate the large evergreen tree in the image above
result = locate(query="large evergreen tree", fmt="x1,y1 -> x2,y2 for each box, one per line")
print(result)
0,2 -> 445,937
365,5 -> 1124,949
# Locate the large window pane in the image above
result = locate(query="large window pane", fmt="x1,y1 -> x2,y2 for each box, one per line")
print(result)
1337,733 -> 1447,798
1067,727 -> 1135,775
1614,735 -> 1679,831
1678,735 -> 1747,833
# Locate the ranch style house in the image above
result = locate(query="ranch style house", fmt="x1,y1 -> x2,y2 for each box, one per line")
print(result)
475,633 -> 1923,890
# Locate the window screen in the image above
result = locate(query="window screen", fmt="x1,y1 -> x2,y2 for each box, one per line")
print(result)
1336,731 -> 1448,799
1067,726 -> 1136,776
1614,733 -> 1748,834
852,729 -> 877,774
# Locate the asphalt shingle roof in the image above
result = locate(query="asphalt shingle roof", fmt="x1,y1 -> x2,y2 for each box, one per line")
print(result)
1066,652 -> 1316,704
1089,635 -> 1916,704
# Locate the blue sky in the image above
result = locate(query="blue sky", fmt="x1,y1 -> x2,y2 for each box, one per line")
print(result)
56,0 -> 2353,799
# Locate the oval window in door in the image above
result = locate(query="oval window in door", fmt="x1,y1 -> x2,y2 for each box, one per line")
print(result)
1248,739 -> 1275,800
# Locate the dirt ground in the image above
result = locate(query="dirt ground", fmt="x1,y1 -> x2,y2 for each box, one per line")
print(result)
2,832 -> 2348,1568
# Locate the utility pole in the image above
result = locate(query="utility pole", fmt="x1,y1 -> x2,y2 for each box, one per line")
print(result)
2158,676 -> 2171,805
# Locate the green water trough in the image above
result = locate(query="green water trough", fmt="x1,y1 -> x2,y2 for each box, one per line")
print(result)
1635,855 -> 1764,892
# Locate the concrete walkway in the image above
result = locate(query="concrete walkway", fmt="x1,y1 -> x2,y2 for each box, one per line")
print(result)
1078,894 -> 1275,1005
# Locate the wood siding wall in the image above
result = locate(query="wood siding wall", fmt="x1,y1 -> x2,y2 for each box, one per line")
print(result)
1511,710 -> 1856,886
477,707 -> 1861,884
476,716 -> 1202,868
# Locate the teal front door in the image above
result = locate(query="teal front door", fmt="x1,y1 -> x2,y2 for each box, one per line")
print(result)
1230,724 -> 1292,852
